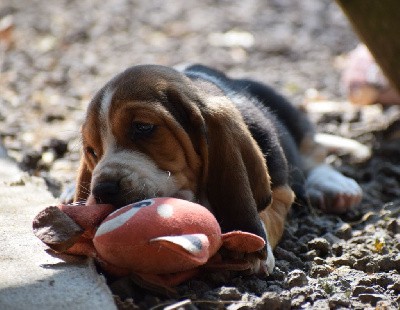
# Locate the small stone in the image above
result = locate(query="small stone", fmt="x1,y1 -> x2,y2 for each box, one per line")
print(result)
327,254 -> 355,267
305,250 -> 318,260
290,295 -> 305,308
270,267 -> 285,281
286,269 -> 308,288
331,243 -> 343,256
256,292 -> 287,310
335,223 -> 352,240
351,248 -> 370,259
312,300 -> 330,309
329,293 -> 351,308
41,138 -> 68,158
322,232 -> 342,245
354,257 -> 369,271
274,247 -> 304,268
41,151 -> 55,165
365,261 -> 379,273
309,265 -> 333,278
376,300 -> 392,309
265,285 -> 282,294
217,287 -> 241,301
243,278 -> 269,295
386,219 -> 400,234
307,238 -> 331,257
20,150 -> 41,171
352,285 -> 376,297
358,293 -> 385,306
313,257 -> 325,265
388,281 -> 400,292
375,254 -> 397,271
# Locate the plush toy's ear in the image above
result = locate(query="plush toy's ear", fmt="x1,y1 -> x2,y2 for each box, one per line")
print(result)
150,233 -> 210,265
221,231 -> 266,253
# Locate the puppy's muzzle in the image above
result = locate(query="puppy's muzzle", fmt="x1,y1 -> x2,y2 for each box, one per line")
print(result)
92,181 -> 120,205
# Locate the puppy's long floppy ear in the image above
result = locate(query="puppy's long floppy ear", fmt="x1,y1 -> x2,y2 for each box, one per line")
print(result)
73,155 -> 92,203
168,80 -> 271,239
166,78 -> 271,241
199,97 -> 272,240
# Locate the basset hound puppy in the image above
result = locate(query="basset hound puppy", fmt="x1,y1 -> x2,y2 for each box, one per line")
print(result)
73,64 -> 362,274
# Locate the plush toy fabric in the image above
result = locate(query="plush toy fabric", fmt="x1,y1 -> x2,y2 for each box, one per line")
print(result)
33,197 -> 265,288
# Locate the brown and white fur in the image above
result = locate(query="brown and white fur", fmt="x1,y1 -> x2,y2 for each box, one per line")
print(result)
72,64 -> 362,275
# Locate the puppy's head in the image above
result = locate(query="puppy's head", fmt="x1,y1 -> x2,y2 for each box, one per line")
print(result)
76,65 -> 207,207
76,64 -> 272,242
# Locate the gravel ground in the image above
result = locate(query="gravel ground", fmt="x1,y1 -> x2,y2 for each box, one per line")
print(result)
1,0 -> 399,309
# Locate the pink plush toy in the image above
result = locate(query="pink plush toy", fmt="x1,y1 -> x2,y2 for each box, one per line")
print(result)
33,197 -> 265,288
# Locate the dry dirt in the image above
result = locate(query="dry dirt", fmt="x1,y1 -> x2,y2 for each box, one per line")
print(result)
1,0 -> 399,309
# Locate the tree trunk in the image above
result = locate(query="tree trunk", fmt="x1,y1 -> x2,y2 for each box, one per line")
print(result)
336,0 -> 400,93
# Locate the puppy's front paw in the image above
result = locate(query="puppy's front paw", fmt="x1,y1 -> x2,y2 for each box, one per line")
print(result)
305,165 -> 362,214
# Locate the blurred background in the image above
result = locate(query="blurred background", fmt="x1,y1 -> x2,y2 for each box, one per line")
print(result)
0,0 -> 358,195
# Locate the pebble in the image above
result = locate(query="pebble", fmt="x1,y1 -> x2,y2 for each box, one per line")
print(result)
375,254 -> 397,271
313,257 -> 325,265
321,233 -> 342,245
352,285 -> 376,297
256,292 -> 290,310
19,150 -> 42,171
274,247 -> 304,268
311,299 -> 330,309
242,278 -> 269,296
269,267 -> 286,281
335,223 -> 352,240
41,138 -> 68,158
358,274 -> 394,288
353,257 -> 369,271
331,243 -> 343,256
358,293 -> 385,306
307,238 -> 331,257
309,265 -> 333,278
290,295 -> 305,308
388,281 -> 400,292
386,219 -> 399,234
286,269 -> 308,288
351,247 -> 370,259
327,254 -> 355,267
365,261 -> 379,273
305,249 -> 318,260
217,287 -> 242,301
328,293 -> 351,308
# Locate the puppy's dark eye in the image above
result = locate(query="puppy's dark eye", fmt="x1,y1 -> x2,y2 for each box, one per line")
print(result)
85,147 -> 97,159
132,122 -> 155,138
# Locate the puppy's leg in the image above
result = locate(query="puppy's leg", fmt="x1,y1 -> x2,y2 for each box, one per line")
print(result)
259,185 -> 295,274
300,135 -> 362,214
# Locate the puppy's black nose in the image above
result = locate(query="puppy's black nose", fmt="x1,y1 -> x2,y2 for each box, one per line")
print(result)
92,181 -> 120,204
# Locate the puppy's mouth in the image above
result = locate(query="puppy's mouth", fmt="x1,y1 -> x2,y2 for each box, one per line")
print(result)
87,192 -> 147,208
86,189 -> 194,207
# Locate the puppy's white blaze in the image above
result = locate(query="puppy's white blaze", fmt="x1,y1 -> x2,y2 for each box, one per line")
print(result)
95,206 -> 141,237
99,87 -> 117,152
157,204 -> 174,218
